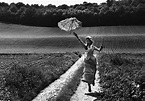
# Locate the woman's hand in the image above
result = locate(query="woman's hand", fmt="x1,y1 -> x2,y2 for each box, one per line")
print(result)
99,45 -> 103,52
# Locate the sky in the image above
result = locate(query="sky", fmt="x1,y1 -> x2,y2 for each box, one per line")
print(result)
1,0 -> 106,6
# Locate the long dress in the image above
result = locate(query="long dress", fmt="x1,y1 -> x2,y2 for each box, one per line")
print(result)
82,45 -> 97,85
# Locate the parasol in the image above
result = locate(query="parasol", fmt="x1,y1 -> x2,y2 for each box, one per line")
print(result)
58,17 -> 82,32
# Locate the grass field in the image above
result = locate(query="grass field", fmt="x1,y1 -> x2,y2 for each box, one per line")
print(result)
93,53 -> 145,101
0,23 -> 145,100
0,23 -> 145,53
0,36 -> 144,53
0,52 -> 79,101
0,23 -> 145,38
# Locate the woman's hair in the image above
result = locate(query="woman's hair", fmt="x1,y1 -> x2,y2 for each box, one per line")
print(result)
85,36 -> 93,45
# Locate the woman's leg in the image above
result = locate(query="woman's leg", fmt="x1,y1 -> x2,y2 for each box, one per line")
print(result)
88,83 -> 91,92
92,73 -> 96,86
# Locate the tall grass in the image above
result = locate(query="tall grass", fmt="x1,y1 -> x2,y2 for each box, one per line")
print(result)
0,36 -> 144,53
95,53 -> 145,101
0,53 -> 79,101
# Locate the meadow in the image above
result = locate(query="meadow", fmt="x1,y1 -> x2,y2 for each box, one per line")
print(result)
0,23 -> 145,53
92,53 -> 145,101
0,53 -> 79,101
0,23 -> 145,38
0,23 -> 145,101
0,36 -> 144,54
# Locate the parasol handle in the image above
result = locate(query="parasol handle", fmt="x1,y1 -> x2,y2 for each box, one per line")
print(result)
99,37 -> 105,53
72,32 -> 79,38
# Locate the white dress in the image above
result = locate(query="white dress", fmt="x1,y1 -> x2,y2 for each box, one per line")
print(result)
82,45 -> 97,85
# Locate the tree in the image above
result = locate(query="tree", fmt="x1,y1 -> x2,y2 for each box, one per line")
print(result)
16,7 -> 26,16
31,4 -> 39,9
0,1 -> 145,26
9,3 -> 18,13
0,2 -> 9,7
107,0 -> 114,7
16,2 -> 25,9
58,4 -> 69,9
46,4 -> 56,8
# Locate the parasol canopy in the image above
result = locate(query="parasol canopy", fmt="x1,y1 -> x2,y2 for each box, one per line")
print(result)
58,17 -> 82,32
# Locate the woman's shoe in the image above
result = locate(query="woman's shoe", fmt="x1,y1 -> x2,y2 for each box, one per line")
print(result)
92,81 -> 95,86
82,80 -> 87,83
88,88 -> 91,92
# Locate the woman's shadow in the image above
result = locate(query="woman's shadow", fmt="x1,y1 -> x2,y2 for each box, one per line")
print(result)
85,91 -> 104,101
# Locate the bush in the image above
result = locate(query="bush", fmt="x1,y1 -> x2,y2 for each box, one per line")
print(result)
0,53 -> 78,101
96,53 -> 145,101
5,64 -> 46,101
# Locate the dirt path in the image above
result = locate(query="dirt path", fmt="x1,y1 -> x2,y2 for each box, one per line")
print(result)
70,54 -> 102,101
32,54 -> 102,101
32,55 -> 85,101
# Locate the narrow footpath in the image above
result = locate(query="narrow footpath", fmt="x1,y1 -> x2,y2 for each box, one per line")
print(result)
32,54 -> 102,101
70,54 -> 102,101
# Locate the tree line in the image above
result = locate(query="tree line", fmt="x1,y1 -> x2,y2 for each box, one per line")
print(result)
0,0 -> 145,27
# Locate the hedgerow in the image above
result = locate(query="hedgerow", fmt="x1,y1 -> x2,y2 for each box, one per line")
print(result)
96,53 -> 145,101
0,53 -> 78,101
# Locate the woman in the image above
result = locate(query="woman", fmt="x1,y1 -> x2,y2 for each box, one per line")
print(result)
73,32 -> 103,92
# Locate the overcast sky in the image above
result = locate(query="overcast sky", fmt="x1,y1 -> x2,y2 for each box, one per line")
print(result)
1,0 -> 106,6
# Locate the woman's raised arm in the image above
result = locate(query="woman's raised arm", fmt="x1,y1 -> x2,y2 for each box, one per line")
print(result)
94,45 -> 103,52
73,32 -> 87,50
